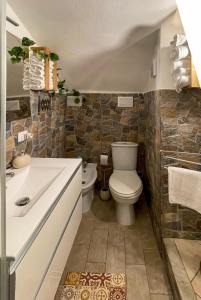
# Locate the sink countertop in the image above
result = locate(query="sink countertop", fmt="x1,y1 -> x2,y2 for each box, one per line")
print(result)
6,158 -> 82,265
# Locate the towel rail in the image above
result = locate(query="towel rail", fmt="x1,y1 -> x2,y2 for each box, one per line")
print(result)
160,150 -> 201,156
162,155 -> 201,169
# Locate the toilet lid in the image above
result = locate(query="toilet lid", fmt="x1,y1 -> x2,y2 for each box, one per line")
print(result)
109,170 -> 142,196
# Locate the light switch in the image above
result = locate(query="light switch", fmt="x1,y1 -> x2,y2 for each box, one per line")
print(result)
118,97 -> 133,108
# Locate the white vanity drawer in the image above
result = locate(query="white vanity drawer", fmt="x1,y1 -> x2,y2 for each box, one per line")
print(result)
14,166 -> 82,300
36,195 -> 82,300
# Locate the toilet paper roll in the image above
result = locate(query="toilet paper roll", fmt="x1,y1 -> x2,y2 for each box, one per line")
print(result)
100,155 -> 108,166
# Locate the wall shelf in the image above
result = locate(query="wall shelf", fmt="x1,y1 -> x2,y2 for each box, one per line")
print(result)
191,61 -> 200,88
31,46 -> 58,91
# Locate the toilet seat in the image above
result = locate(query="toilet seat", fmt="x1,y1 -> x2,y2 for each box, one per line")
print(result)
109,170 -> 142,198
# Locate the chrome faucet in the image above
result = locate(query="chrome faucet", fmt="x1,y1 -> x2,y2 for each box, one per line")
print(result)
6,171 -> 15,178
82,160 -> 88,169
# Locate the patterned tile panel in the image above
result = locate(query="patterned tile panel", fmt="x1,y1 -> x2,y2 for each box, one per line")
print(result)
59,272 -> 126,300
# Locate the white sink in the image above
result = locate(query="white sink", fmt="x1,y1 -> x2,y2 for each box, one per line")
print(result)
6,165 -> 64,217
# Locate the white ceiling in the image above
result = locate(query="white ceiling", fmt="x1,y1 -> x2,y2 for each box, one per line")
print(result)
8,0 -> 176,92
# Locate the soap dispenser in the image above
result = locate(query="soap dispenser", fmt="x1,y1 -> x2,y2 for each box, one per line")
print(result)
12,150 -> 31,169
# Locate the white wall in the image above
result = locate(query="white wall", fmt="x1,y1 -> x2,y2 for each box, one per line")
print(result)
146,10 -> 185,91
6,4 -> 34,96
157,10 -> 184,90
176,0 -> 201,85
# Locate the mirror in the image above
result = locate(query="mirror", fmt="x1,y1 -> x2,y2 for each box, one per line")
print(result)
6,32 -> 31,121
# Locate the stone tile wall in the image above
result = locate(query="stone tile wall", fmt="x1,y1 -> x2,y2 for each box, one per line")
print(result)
65,93 -> 146,178
144,91 -> 162,245
145,89 -> 201,246
6,91 -> 65,165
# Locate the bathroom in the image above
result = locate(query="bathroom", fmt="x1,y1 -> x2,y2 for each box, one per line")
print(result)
0,0 -> 201,299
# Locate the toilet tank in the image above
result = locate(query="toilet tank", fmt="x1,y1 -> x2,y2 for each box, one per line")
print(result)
111,142 -> 138,170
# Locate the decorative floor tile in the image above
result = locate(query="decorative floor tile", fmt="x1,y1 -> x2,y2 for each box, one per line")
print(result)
59,272 -> 126,300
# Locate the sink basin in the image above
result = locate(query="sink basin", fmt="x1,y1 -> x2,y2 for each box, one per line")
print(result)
6,165 -> 64,217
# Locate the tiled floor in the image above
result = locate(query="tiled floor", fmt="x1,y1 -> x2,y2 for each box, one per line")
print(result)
164,238 -> 201,300
55,194 -> 173,300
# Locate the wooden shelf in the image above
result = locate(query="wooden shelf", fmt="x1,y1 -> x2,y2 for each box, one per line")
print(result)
191,58 -> 200,88
30,47 -> 58,91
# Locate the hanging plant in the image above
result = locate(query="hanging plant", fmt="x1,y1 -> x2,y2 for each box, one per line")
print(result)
72,89 -> 80,97
35,50 -> 49,61
72,89 -> 81,103
58,79 -> 67,95
8,37 -> 59,64
50,52 -> 59,62
8,37 -> 36,64
21,37 -> 35,47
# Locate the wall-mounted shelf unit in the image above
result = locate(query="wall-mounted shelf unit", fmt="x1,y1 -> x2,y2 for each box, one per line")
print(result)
190,61 -> 200,88
31,47 -> 58,91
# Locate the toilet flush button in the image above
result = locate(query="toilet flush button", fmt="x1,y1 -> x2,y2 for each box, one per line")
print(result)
118,96 -> 133,108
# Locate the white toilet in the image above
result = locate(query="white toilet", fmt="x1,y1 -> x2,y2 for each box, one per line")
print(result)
109,142 -> 143,225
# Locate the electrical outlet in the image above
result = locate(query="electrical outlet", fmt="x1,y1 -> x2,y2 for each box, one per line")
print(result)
18,130 -> 28,143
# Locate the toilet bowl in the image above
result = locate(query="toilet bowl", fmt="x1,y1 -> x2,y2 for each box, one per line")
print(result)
109,142 -> 143,225
109,170 -> 143,225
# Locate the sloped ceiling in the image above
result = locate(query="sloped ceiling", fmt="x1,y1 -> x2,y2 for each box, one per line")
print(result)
8,0 -> 176,92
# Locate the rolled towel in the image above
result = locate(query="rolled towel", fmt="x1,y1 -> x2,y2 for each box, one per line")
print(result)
29,84 -> 44,90
30,69 -> 45,77
170,45 -> 190,61
173,67 -> 191,79
30,55 -> 44,65
23,84 -> 30,90
30,79 -> 45,85
175,74 -> 190,93
173,34 -> 187,46
172,59 -> 191,71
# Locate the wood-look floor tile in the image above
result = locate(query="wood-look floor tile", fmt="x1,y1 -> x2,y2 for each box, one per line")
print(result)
108,222 -> 125,246
175,239 -> 201,281
144,249 -> 172,295
125,230 -> 145,265
126,265 -> 150,300
150,294 -> 174,300
85,262 -> 106,273
66,244 -> 89,272
74,218 -> 94,246
106,244 -> 125,273
87,229 -> 108,263
192,271 -> 201,299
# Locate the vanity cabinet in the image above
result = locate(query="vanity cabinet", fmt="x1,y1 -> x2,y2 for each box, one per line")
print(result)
12,166 -> 82,300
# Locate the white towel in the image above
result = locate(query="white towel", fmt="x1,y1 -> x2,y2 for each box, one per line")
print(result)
29,85 -> 44,90
173,67 -> 191,79
170,45 -> 190,61
30,56 -> 44,65
30,74 -> 44,81
173,34 -> 187,46
175,74 -> 190,93
172,59 -> 191,71
30,69 -> 45,76
168,166 -> 201,214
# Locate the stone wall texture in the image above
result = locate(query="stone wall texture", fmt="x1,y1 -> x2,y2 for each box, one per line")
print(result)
65,93 -> 146,176
6,91 -> 65,165
6,89 -> 201,242
144,89 -> 201,246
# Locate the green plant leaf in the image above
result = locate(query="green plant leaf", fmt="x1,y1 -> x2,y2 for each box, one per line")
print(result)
8,46 -> 24,57
10,56 -> 21,64
22,37 -> 35,46
22,47 -> 29,60
58,80 -> 66,89
72,89 -> 80,96
50,52 -> 59,61
36,51 -> 49,60
74,97 -> 80,104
